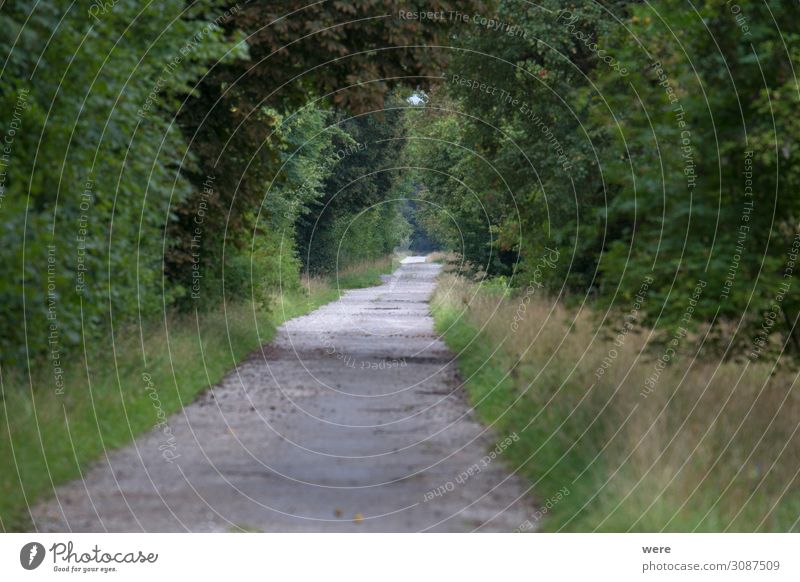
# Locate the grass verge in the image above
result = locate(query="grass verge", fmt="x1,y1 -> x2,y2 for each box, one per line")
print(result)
0,256 -> 395,531
432,273 -> 800,532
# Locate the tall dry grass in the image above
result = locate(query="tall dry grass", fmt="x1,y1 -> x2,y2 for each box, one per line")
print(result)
432,273 -> 800,531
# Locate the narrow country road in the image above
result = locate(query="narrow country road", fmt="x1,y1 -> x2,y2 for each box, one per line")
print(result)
33,258 -> 534,532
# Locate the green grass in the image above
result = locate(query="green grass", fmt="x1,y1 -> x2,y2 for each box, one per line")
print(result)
431,298 -> 602,532
430,295 -> 576,531
0,256 -> 395,531
431,274 -> 800,532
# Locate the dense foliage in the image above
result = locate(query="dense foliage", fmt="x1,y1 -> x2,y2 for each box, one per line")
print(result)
296,100 -> 411,274
0,0 -> 246,364
0,1 -> 480,367
403,0 -> 800,354
1,0 -> 796,383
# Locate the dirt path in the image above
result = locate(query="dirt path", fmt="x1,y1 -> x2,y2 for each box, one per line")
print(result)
33,258 -> 535,532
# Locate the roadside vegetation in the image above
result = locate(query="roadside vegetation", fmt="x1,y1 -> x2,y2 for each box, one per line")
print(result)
433,273 -> 800,531
405,0 -> 800,352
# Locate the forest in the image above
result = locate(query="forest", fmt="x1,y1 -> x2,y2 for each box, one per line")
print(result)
1,0 -> 799,532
